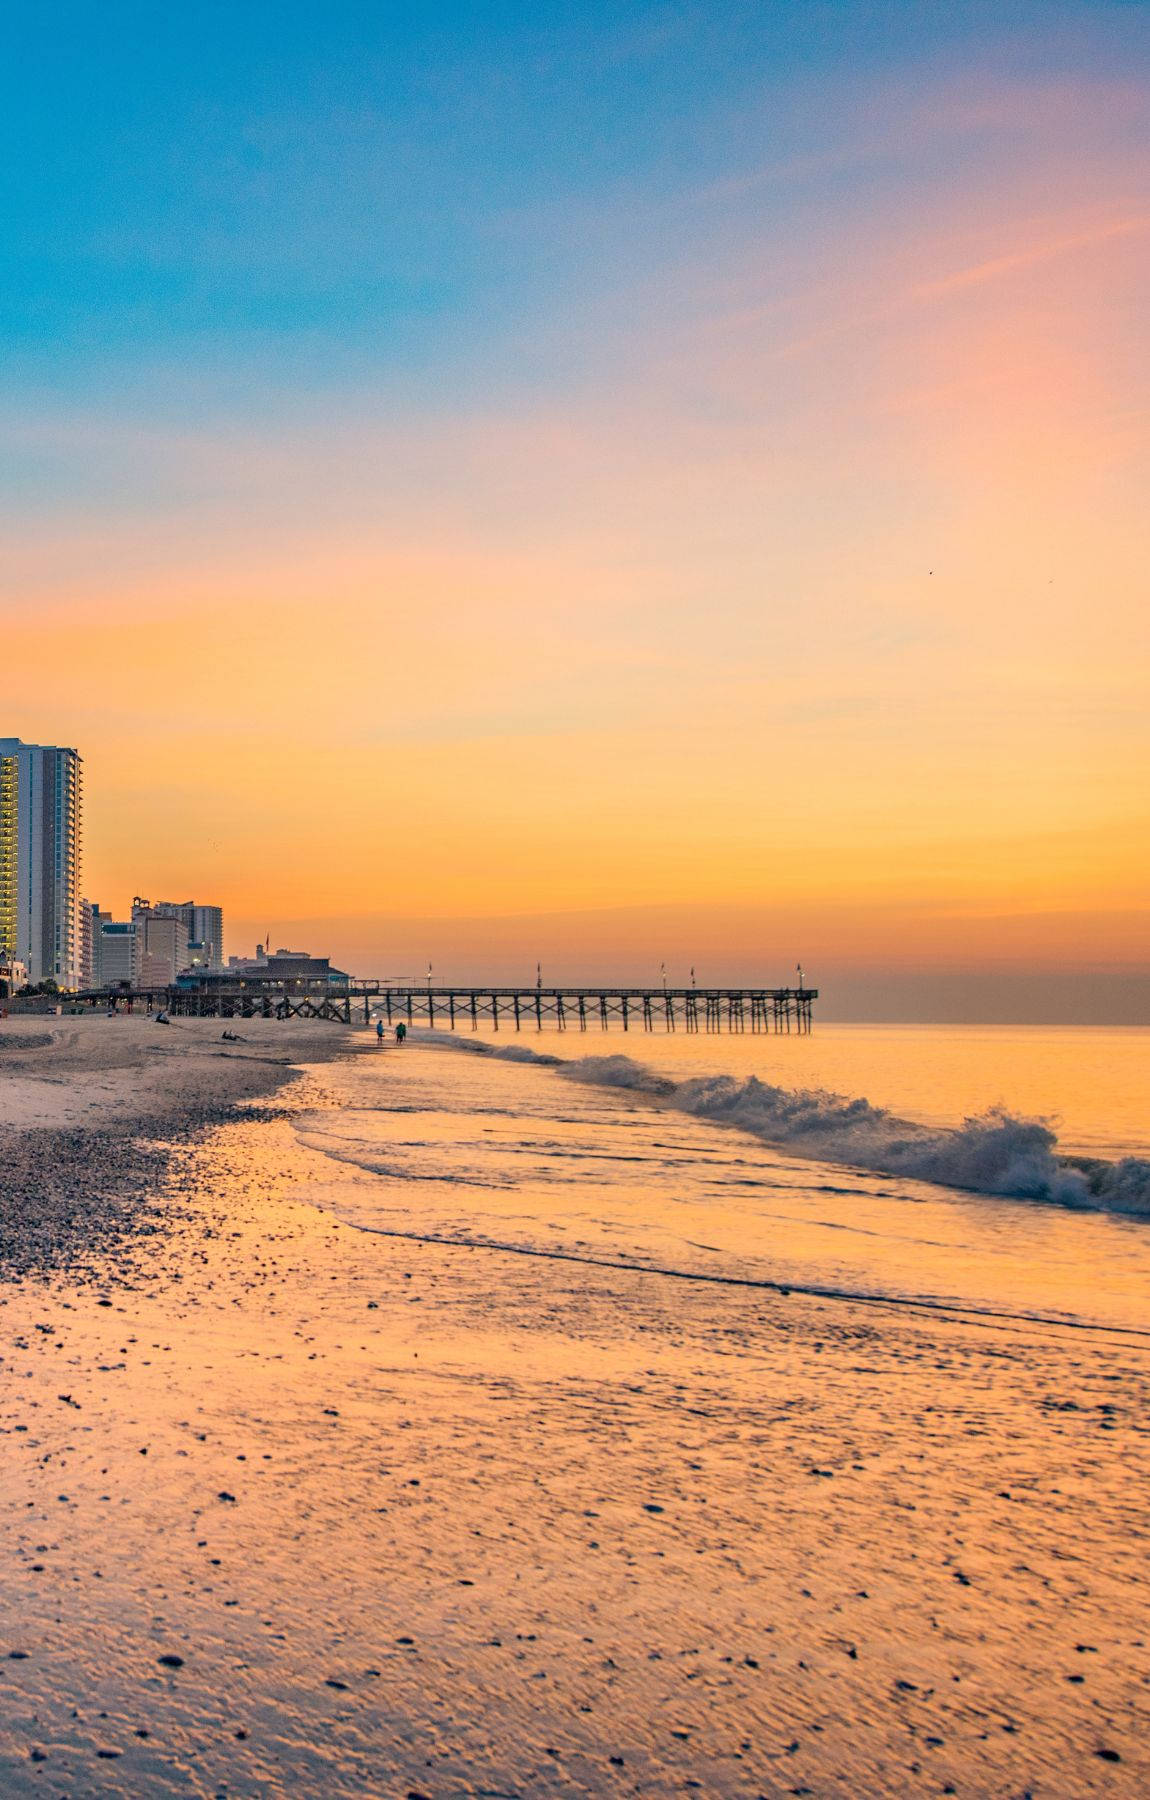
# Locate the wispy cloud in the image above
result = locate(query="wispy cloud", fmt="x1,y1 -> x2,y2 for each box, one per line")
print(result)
912,214 -> 1150,300
2,41 -> 1147,976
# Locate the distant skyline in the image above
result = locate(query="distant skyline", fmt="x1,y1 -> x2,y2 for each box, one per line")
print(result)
2,2 -> 1146,1021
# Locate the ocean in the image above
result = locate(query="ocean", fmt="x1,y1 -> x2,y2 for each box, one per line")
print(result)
292,1022 -> 1150,1338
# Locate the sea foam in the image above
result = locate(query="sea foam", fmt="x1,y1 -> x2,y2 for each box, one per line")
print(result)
423,1036 -> 1150,1216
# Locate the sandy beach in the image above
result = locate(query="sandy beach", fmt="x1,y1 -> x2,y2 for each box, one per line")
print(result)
0,1014 -> 355,1136
0,1015 -> 355,1278
1,1019 -> 1147,1797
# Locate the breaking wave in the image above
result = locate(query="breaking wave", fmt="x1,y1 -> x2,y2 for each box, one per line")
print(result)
418,1037 -> 1150,1216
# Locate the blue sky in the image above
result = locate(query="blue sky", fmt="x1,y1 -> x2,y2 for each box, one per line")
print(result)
1,2 -> 1147,1011
3,1 -> 1145,399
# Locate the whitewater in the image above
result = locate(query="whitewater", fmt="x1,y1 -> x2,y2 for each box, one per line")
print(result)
293,1022 -> 1150,1337
456,1041 -> 1150,1216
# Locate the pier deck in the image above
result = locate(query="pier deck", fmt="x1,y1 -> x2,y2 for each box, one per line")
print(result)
65,983 -> 817,1032
378,985 -> 815,1033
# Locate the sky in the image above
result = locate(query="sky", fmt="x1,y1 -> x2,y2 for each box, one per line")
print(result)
1,1 -> 1147,1019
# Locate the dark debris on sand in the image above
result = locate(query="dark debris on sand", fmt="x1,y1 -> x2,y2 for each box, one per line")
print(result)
0,1099 -> 292,1283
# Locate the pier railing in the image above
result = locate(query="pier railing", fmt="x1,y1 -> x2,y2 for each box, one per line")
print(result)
377,986 -> 815,1033
65,982 -> 817,1032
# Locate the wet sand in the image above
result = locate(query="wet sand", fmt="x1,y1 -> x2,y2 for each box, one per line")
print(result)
0,1015 -> 355,1275
1,1024 -> 1147,1796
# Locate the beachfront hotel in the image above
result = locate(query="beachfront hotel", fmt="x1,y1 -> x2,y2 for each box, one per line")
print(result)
86,897 -> 228,988
0,737 -> 84,989
151,899 -> 225,971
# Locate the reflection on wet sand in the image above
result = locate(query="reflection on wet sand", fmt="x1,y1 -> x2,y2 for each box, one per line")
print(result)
1,1050 -> 1147,1796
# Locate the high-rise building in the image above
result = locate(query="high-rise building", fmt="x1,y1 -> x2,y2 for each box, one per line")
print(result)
0,738 -> 84,988
153,900 -> 225,970
79,897 -> 95,989
90,909 -> 135,987
131,897 -> 190,986
85,898 -> 226,989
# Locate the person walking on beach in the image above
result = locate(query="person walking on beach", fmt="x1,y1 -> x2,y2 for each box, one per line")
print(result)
395,1021 -> 407,1043
376,1018 -> 385,1045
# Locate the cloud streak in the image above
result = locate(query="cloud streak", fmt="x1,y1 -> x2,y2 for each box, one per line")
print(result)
912,213 -> 1150,300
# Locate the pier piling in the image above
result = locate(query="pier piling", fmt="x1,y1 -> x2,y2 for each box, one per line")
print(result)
69,981 -> 817,1034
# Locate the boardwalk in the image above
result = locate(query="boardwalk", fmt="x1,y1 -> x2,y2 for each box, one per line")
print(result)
68,982 -> 817,1032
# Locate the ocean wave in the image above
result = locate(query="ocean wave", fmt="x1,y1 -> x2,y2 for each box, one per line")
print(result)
414,1034 -> 560,1067
409,1034 -> 1150,1215
554,1058 -> 1150,1216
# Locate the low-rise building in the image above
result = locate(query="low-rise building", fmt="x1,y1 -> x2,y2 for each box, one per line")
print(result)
183,947 -> 350,992
0,959 -> 28,996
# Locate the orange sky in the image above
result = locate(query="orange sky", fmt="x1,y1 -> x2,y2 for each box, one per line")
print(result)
2,30 -> 1147,1017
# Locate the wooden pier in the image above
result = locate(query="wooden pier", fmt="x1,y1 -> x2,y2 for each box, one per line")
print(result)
67,982 -> 817,1033
377,985 -> 815,1033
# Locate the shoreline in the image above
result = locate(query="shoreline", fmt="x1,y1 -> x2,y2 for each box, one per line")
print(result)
392,1030 -> 1150,1217
0,1014 -> 360,1280
1,1020 -> 1147,1794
